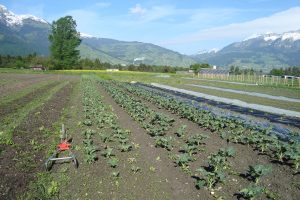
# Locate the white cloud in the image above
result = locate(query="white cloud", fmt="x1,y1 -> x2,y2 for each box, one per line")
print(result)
130,4 -> 146,15
129,4 -> 176,23
162,7 -> 300,45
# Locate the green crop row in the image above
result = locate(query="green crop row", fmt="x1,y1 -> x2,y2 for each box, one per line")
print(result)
118,82 -> 300,173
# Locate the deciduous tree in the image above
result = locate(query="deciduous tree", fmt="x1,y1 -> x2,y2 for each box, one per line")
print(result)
49,16 -> 81,69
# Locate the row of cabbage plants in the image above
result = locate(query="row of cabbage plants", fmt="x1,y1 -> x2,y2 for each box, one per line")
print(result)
98,79 -> 296,199
81,76 -> 133,176
117,82 -> 299,173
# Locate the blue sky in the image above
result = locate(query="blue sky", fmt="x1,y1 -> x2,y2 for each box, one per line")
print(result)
1,0 -> 300,54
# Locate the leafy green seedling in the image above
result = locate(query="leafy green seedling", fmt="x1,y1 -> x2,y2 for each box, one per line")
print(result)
272,141 -> 289,162
195,167 -> 225,190
238,185 -> 264,200
186,133 -> 209,146
102,147 -> 114,158
83,119 -> 92,126
287,153 -> 300,171
108,157 -> 119,168
155,136 -> 173,151
84,145 -> 97,164
180,144 -> 198,156
247,165 -> 272,184
119,144 -> 132,152
175,125 -> 187,137
175,153 -> 193,168
83,129 -> 95,139
99,133 -> 113,143
208,147 -> 235,172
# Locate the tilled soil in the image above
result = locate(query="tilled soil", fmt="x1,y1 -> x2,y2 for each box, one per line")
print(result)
0,79 -> 78,199
57,82 -> 209,200
114,83 -> 300,200
98,85 -> 210,200
0,74 -> 63,98
0,81 -> 61,121
2,75 -> 298,200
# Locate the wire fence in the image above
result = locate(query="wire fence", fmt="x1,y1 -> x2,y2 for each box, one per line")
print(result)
196,73 -> 300,87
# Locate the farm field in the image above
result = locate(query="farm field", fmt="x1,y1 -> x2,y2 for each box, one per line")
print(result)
0,71 -> 299,200
79,70 -> 299,112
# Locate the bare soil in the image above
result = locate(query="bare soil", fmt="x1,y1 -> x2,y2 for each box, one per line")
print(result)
0,81 -> 61,121
0,78 -> 78,199
0,74 -> 63,98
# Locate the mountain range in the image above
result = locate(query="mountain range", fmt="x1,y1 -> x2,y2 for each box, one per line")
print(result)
0,5 -> 195,67
1,4 -> 300,70
192,31 -> 300,71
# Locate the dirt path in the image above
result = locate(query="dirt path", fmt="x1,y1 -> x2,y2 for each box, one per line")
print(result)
0,78 -> 78,199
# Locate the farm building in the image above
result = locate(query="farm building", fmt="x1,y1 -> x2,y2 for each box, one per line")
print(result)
281,75 -> 299,79
176,70 -> 195,75
199,69 -> 229,76
106,69 -> 119,72
30,65 -> 45,71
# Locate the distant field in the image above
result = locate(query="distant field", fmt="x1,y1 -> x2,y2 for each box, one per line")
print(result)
52,70 -> 300,112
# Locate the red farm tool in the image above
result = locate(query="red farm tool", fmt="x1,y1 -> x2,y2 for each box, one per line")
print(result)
45,124 -> 78,170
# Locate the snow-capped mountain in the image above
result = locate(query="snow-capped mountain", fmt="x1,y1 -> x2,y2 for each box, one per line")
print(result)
80,33 -> 96,39
197,48 -> 219,55
0,4 -> 48,27
0,4 -> 51,55
192,30 -> 300,71
0,4 -> 195,67
243,31 -> 300,42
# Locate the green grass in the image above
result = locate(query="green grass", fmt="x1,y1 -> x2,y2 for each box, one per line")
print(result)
179,77 -> 300,99
179,84 -> 300,112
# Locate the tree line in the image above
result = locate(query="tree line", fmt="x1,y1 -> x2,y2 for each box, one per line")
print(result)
0,16 -> 186,73
0,54 -> 186,73
269,67 -> 300,76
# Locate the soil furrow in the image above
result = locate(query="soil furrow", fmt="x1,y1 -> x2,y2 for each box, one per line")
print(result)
0,74 -> 61,98
114,83 -> 300,200
0,80 -> 77,199
97,84 -> 212,199
0,81 -> 61,121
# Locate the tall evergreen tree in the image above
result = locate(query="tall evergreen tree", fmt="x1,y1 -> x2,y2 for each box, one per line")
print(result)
49,16 -> 81,69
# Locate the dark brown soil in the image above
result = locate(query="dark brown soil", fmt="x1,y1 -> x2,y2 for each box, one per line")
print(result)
0,81 -> 61,121
0,79 -> 78,199
0,74 -> 62,98
98,85 -> 210,200
2,75 -> 297,200
57,82 -> 210,200
115,83 -> 300,200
